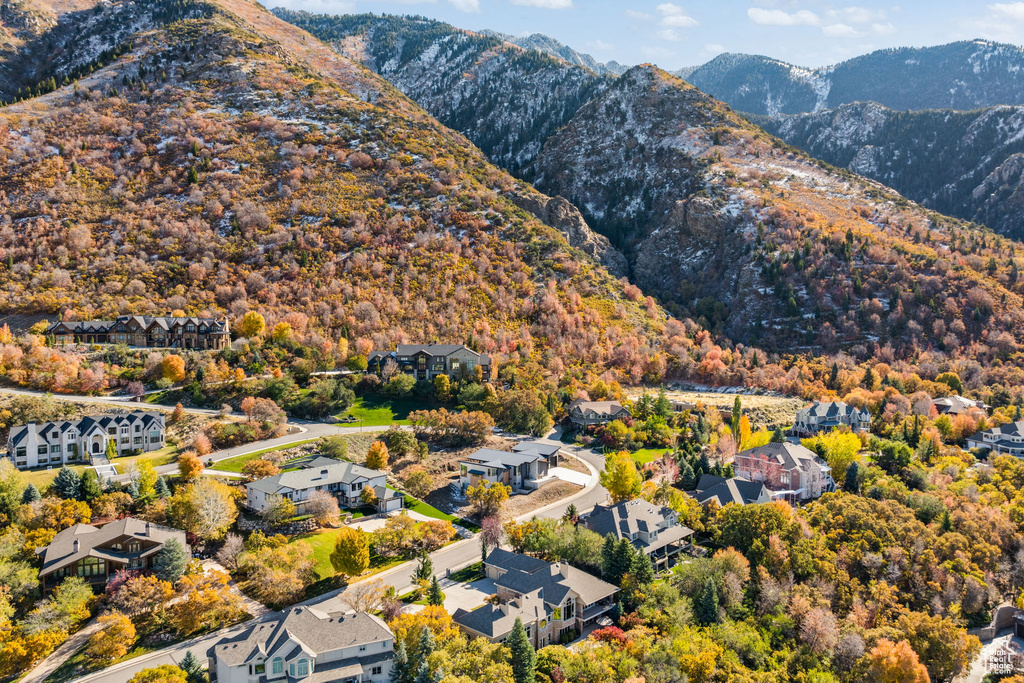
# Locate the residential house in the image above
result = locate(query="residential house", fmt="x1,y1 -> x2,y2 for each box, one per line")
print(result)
209,607 -> 393,683
245,460 -> 402,514
734,442 -> 835,503
458,441 -> 561,493
6,411 -> 166,470
367,344 -> 491,381
36,518 -> 188,591
453,548 -> 618,647
932,395 -> 987,415
689,474 -> 772,507
967,421 -> 1024,456
583,499 -> 693,570
47,315 -> 229,350
791,401 -> 870,436
567,399 -> 631,427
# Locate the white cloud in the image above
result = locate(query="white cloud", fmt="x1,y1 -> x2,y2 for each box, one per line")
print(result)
872,22 -> 897,35
822,23 -> 858,36
625,9 -> 654,20
657,2 -> 699,28
448,0 -> 480,12
990,2 -> 1024,19
747,7 -> 820,26
509,0 -> 573,8
657,28 -> 680,41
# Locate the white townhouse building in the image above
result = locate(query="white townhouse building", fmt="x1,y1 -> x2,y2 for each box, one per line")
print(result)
6,411 -> 166,469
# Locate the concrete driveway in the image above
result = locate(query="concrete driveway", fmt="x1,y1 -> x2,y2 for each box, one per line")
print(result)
549,466 -> 591,486
442,578 -> 496,613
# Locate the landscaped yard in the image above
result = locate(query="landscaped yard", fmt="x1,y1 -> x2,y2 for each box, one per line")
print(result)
631,448 -> 671,465
213,438 -> 320,473
404,495 -> 480,532
336,396 -> 420,427
288,528 -> 406,584
111,445 -> 179,474
20,464 -> 88,491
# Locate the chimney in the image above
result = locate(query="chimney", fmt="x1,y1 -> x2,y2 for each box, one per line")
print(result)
320,469 -> 329,478
557,563 -> 570,579
73,538 -> 80,553
145,521 -> 151,536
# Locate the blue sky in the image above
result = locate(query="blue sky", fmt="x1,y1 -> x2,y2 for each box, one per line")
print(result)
267,0 -> 1024,70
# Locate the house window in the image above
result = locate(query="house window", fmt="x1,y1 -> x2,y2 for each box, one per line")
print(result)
254,663 -> 265,674
51,431 -> 59,440
50,445 -> 61,454
15,448 -> 24,458
272,658 -> 283,674
78,557 -> 105,577
553,607 -> 562,620
297,659 -> 309,676
372,666 -> 383,675
134,437 -> 143,445
37,446 -> 47,455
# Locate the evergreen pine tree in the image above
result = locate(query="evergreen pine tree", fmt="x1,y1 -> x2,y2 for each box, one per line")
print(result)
506,617 -> 536,683
828,362 -> 839,390
52,466 -> 81,500
179,651 -> 203,683
940,509 -> 953,533
80,469 -> 102,502
413,552 -> 433,584
678,461 -> 696,490
770,427 -> 786,443
844,462 -> 861,493
630,550 -> 655,586
731,397 -> 742,437
696,580 -> 720,625
21,483 -> 41,504
601,535 -> 617,582
862,367 -> 875,389
427,575 -> 444,606
413,659 -> 432,683
155,477 -> 171,498
153,538 -> 188,582
415,625 -> 436,663
390,640 -> 408,683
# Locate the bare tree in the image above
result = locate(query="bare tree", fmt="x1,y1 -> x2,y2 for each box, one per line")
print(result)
340,579 -> 387,613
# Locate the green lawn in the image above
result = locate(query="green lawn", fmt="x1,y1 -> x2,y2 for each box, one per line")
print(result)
403,495 -> 480,532
336,396 -> 421,427
20,464 -> 88,491
213,438 -> 320,473
111,445 -> 179,474
631,448 -> 671,465
449,561 -> 484,583
288,528 -> 404,583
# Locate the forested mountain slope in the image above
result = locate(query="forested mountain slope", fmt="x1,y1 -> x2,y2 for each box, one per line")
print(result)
759,102 -> 1024,239
0,0 -> 665,380
479,29 -> 627,76
530,65 -> 1024,358
272,10 -> 609,177
270,10 -> 1024,363
684,40 -> 1024,116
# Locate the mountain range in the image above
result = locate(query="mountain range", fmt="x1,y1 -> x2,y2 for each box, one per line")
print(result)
275,11 -> 1024,358
680,40 -> 1024,116
3,1 -> 1024,378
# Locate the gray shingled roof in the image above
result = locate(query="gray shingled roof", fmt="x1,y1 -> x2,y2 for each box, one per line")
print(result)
453,594 -> 547,639
9,411 -> 164,447
247,460 -> 384,495
38,518 -> 187,576
488,549 -> 617,605
485,547 -> 550,574
803,401 -> 868,418
690,475 -> 770,507
47,315 -> 227,335
737,442 -> 829,473
568,400 -> 627,417
585,499 -> 675,537
211,607 -> 392,667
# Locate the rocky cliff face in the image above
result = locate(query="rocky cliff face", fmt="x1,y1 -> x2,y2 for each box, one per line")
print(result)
684,40 -> 1024,116
760,101 -> 1024,238
508,191 -> 628,277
